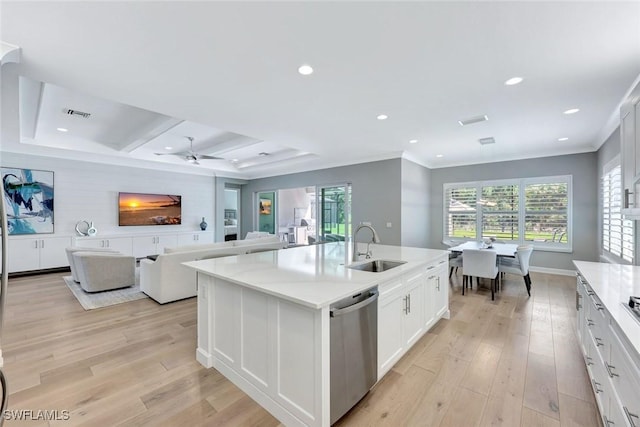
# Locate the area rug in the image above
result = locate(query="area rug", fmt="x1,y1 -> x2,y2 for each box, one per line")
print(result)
63,269 -> 148,310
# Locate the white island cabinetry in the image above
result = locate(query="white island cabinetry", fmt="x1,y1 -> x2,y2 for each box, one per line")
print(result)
185,243 -> 450,427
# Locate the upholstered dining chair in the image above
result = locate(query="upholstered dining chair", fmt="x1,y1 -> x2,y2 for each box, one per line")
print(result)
462,248 -> 499,300
498,245 -> 533,296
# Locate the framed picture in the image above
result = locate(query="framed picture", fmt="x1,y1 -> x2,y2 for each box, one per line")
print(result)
259,198 -> 272,215
1,167 -> 54,234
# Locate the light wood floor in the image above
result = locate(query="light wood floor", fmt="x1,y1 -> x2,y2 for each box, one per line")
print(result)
2,270 -> 600,426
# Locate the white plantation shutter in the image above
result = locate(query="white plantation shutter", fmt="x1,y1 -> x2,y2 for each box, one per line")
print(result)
481,184 -> 519,241
602,162 -> 634,263
444,186 -> 477,239
443,176 -> 572,251
524,182 -> 568,243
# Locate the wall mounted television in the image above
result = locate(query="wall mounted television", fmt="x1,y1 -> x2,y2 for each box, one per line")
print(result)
118,192 -> 181,226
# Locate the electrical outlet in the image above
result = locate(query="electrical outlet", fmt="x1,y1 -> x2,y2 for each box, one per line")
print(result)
386,222 -> 392,228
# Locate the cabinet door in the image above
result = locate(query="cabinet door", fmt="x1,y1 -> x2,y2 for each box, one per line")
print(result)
198,232 -> 214,244
157,234 -> 178,254
104,237 -> 133,255
622,108 -> 636,201
177,233 -> 200,246
403,273 -> 425,347
132,236 -> 158,258
433,264 -> 448,319
378,291 -> 405,378
7,239 -> 39,272
39,236 -> 72,269
424,272 -> 437,329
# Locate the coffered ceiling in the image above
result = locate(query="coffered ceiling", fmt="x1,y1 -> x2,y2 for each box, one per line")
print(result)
1,2 -> 639,178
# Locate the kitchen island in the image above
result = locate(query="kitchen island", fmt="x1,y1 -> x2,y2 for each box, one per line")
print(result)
184,242 -> 449,427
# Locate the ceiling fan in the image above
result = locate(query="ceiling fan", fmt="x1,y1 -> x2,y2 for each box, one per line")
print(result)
154,136 -> 223,165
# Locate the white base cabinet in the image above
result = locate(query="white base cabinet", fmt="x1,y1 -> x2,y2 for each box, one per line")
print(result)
6,236 -> 71,273
576,274 -> 640,427
177,231 -> 214,246
377,255 -> 449,379
132,234 -> 178,258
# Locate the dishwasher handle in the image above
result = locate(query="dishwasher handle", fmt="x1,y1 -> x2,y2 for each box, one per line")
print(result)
330,290 -> 379,317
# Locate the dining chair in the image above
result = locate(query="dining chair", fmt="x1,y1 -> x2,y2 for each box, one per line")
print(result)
449,254 -> 463,278
498,245 -> 533,296
461,248 -> 499,300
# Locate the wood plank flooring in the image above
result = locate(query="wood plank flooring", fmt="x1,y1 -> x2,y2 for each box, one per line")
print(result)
1,270 -> 600,426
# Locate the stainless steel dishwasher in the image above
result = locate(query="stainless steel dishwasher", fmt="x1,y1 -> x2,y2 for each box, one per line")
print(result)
330,287 -> 378,425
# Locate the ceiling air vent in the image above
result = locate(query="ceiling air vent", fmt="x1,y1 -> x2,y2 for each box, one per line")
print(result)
478,137 -> 496,145
65,109 -> 91,118
458,115 -> 488,126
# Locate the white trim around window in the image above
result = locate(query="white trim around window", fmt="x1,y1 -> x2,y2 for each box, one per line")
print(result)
443,175 -> 573,253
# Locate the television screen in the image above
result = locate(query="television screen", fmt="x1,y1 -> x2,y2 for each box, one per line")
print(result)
118,192 -> 181,226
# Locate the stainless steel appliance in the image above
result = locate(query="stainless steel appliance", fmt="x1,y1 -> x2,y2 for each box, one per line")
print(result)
330,287 -> 378,425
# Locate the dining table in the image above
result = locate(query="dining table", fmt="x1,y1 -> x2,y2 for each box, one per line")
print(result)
448,240 -> 518,258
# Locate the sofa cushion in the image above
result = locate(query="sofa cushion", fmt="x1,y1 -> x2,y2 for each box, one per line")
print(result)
233,235 -> 280,247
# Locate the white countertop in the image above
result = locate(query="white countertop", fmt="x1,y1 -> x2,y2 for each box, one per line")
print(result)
573,260 -> 640,357
184,242 -> 448,309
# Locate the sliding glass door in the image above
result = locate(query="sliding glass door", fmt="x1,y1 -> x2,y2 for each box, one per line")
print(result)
318,184 -> 351,242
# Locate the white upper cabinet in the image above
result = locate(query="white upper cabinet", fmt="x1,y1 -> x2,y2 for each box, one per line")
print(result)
621,79 -> 640,217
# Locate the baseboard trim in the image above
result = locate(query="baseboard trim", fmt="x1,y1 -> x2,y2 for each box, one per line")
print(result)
529,266 -> 576,277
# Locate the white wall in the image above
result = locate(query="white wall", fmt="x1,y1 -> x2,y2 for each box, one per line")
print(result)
1,152 -> 215,237
278,187 -> 309,227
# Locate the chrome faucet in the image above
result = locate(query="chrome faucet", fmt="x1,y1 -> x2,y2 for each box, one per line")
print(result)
352,224 -> 381,261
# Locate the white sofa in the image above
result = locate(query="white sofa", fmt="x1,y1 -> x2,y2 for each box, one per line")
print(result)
140,235 -> 287,304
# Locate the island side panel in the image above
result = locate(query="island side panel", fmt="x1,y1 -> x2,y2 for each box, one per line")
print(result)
196,273 -> 329,427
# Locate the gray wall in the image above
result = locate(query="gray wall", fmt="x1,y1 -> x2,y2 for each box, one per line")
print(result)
429,152 -> 599,271
241,159 -> 403,245
596,128 -> 622,260
401,159 -> 431,248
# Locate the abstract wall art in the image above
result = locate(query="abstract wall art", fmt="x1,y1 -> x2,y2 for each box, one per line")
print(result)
1,167 -> 54,235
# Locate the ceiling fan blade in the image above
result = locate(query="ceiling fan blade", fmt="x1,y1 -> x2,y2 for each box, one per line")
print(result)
197,155 -> 224,160
154,151 -> 190,156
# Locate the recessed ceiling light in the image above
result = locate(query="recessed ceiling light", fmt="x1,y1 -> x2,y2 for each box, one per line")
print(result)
436,154 -> 444,158
558,137 -> 569,142
377,114 -> 388,120
231,159 -> 238,162
56,127 -> 68,132
409,139 -> 418,144
298,64 -> 313,75
164,146 -> 173,150
563,108 -> 580,115
505,77 -> 523,86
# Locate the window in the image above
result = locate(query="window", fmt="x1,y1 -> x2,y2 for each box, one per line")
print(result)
444,176 -> 572,251
445,185 -> 477,239
602,159 -> 634,263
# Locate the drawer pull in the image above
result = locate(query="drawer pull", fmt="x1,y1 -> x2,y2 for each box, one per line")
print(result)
587,319 -> 595,327
605,363 -> 619,378
595,337 -> 604,347
595,303 -> 605,311
604,416 -> 614,426
427,266 -> 435,270
624,407 -> 639,427
587,290 -> 595,296
585,356 -> 594,366
438,260 -> 446,264
592,379 -> 603,394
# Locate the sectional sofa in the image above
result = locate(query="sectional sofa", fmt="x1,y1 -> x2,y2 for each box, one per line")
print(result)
139,235 -> 287,304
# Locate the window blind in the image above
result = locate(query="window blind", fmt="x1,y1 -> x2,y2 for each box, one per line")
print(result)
602,164 -> 633,263
444,186 -> 476,240
480,184 -> 519,241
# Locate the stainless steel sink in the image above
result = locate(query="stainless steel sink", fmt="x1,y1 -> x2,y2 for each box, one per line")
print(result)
347,259 -> 407,273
